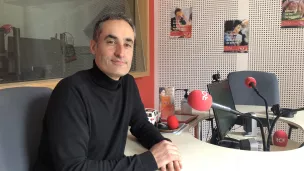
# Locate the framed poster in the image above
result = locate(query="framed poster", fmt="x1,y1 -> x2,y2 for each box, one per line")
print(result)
159,87 -> 175,120
224,19 -> 249,53
281,0 -> 304,28
170,7 -> 192,38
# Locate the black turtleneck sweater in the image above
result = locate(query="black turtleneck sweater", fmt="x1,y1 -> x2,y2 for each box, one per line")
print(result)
34,61 -> 166,171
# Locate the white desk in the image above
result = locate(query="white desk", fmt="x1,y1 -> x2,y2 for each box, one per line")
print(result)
125,105 -> 304,171
236,105 -> 304,129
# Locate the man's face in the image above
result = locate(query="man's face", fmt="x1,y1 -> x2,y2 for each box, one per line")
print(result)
233,24 -> 241,34
90,19 -> 135,80
160,90 -> 166,96
176,11 -> 183,17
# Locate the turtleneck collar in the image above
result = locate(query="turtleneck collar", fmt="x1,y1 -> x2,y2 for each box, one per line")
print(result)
90,60 -> 122,90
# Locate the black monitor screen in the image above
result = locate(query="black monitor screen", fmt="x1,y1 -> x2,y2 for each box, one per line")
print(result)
207,79 -> 238,140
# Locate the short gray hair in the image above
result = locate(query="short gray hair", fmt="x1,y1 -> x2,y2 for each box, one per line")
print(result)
93,13 -> 136,42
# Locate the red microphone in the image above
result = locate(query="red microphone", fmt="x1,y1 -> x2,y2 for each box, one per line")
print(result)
167,115 -> 179,129
187,90 -> 212,111
188,90 -> 268,151
245,77 -> 257,88
273,130 -> 288,147
188,90 -> 241,115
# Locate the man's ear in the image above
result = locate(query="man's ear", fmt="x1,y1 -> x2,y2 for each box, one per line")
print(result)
90,40 -> 97,55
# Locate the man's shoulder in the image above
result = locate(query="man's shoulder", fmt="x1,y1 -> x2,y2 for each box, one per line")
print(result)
123,73 -> 135,80
54,70 -> 90,92
121,73 -> 136,86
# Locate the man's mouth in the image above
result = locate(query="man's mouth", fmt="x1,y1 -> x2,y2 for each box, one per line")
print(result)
111,60 -> 126,66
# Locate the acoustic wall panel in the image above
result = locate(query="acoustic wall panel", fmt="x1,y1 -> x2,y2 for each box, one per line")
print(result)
249,0 -> 304,143
157,0 -> 238,139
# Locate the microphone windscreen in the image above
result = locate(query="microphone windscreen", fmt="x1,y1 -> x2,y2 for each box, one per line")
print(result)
188,90 -> 212,111
273,130 -> 288,147
167,115 -> 179,130
245,77 -> 257,88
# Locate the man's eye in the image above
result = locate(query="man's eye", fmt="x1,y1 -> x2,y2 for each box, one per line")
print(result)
106,40 -> 115,45
125,43 -> 133,48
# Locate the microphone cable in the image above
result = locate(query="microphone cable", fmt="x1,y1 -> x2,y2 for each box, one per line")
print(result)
267,104 -> 283,151
246,77 -> 271,136
252,86 -> 271,135
267,114 -> 281,151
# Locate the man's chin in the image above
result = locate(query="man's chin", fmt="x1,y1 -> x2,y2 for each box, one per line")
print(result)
112,71 -> 130,79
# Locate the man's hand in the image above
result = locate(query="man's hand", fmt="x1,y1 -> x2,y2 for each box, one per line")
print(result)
160,161 -> 182,171
150,140 -> 182,169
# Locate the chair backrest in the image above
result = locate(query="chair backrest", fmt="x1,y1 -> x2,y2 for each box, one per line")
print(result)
227,71 -> 280,106
0,87 -> 52,171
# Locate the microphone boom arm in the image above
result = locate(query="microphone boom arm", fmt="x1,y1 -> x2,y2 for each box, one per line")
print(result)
212,103 -> 267,151
212,103 -> 242,115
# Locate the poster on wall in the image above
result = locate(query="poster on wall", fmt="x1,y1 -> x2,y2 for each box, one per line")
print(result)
224,19 -> 249,53
159,87 -> 175,120
170,7 -> 192,38
281,0 -> 304,28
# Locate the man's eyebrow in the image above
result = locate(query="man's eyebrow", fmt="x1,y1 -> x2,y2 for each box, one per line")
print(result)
125,38 -> 134,44
104,34 -> 118,40
104,34 -> 134,44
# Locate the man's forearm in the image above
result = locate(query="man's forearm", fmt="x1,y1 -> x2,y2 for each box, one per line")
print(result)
49,151 -> 157,171
130,121 -> 169,149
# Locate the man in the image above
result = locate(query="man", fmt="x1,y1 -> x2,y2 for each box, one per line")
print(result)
171,8 -> 187,31
34,13 -> 182,171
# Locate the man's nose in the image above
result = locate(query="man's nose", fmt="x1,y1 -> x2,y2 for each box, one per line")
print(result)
114,44 -> 124,58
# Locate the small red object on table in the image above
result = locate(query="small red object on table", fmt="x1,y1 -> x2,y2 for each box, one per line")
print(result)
161,111 -> 198,124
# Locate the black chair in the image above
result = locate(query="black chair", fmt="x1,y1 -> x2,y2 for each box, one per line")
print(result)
228,70 -> 280,106
0,87 -> 52,171
227,70 -> 296,139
